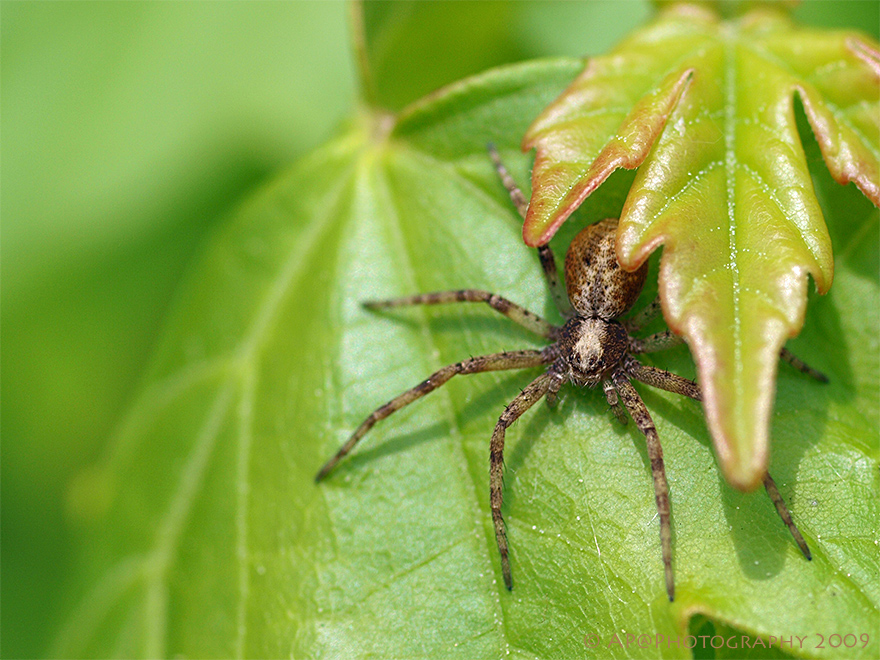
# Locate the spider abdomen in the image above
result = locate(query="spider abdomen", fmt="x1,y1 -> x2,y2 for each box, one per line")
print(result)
564,218 -> 648,320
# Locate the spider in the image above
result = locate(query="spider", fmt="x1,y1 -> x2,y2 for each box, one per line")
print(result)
316,146 -> 823,601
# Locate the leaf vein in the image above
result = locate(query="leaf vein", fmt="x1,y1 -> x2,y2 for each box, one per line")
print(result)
376,155 -> 511,651
648,160 -> 724,224
234,365 -> 257,658
144,382 -> 237,657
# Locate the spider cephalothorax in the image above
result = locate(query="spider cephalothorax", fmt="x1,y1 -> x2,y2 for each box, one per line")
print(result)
316,148 -> 820,601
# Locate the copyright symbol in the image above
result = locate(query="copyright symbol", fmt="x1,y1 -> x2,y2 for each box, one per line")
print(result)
583,634 -> 600,648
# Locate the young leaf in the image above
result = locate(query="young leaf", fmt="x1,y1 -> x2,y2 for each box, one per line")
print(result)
53,60 -> 878,659
522,4 -> 879,490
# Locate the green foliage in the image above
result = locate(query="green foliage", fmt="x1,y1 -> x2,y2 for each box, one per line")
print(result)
51,56 -> 878,660
1,3 -> 355,657
3,1 -> 877,658
523,3 -> 879,491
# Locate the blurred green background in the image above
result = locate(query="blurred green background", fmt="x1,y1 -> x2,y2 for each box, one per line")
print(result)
2,1 -> 876,657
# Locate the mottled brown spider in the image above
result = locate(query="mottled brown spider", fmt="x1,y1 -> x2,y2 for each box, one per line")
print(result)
316,147 -> 822,601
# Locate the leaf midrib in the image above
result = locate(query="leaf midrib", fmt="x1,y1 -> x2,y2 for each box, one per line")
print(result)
374,149 -> 513,654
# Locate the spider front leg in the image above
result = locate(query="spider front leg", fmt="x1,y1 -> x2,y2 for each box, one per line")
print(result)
315,350 -> 551,481
488,144 -> 573,319
364,290 -> 558,340
544,370 -> 567,408
628,301 -> 828,386
490,371 -> 555,590
632,332 -> 829,386
611,371 -> 676,601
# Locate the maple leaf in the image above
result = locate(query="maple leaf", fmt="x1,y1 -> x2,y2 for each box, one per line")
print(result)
522,3 -> 880,490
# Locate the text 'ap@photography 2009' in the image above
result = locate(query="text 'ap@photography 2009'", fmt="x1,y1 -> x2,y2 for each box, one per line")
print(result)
582,632 -> 871,653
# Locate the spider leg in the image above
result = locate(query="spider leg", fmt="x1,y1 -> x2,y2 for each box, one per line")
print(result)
490,371 -> 555,590
315,349 -> 552,481
612,371 -> 676,601
763,472 -> 812,560
626,296 -> 829,386
536,245 -> 574,319
625,357 -> 701,401
780,347 -> 829,383
603,380 -> 628,425
625,295 -> 663,334
628,347 -> 822,400
629,330 -> 684,355
487,143 -> 528,217
630,329 -> 828,386
364,290 -> 559,340
626,358 -> 811,570
487,144 -> 574,318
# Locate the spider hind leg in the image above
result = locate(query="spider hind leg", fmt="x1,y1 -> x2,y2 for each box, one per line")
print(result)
764,472 -> 812,560
780,347 -> 829,383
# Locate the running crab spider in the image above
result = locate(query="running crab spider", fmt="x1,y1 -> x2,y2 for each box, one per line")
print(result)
316,146 -> 823,601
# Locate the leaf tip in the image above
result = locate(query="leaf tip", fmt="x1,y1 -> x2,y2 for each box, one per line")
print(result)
702,383 -> 771,493
720,455 -> 767,493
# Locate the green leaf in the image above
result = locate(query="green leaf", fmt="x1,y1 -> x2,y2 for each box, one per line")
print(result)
354,0 -> 527,111
1,3 -> 355,657
54,59 -> 878,659
653,0 -> 800,19
352,0 -> 653,113
521,4 -> 879,490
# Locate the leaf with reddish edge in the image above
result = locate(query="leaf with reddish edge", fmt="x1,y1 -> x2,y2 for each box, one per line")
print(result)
524,66 -> 694,247
522,4 -> 879,490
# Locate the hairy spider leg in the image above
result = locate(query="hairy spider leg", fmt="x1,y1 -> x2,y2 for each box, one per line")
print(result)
611,371 -> 676,601
487,143 -> 528,217
536,245 -> 573,319
629,321 -> 829,386
629,330 -> 684,355
364,290 -> 558,340
624,357 -> 813,567
763,473 -> 812,560
315,350 -> 552,481
490,371 -> 555,590
780,347 -> 829,383
626,297 -> 828,383
488,144 -> 573,319
544,371 -> 567,408
625,358 -> 702,401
